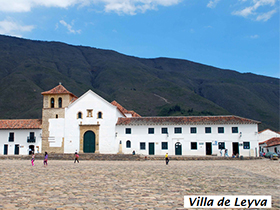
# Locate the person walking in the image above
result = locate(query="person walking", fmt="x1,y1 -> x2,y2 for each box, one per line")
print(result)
165,153 -> 169,165
44,152 -> 48,167
74,150 -> 79,163
224,149 -> 229,157
31,152 -> 35,166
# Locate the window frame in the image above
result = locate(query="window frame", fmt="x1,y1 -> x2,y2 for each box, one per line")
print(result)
9,132 -> 14,142
58,97 -> 62,108
232,127 -> 238,133
218,142 -> 225,150
161,127 -> 168,134
161,142 -> 168,150
205,127 -> 212,133
126,140 -> 131,148
174,127 -> 182,134
190,127 -> 197,134
148,128 -> 155,134
140,142 -> 146,150
191,142 -> 198,150
77,112 -> 83,119
218,127 -> 224,134
243,142 -> 250,149
125,128 -> 131,134
50,98 -> 55,108
97,112 -> 103,119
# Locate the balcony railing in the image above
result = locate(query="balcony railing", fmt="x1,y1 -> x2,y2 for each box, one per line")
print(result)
27,137 -> 36,143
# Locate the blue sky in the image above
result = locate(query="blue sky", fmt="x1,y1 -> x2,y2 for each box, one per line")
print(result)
0,0 -> 279,78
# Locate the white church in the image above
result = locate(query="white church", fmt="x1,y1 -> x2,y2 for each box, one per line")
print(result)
0,84 -> 262,157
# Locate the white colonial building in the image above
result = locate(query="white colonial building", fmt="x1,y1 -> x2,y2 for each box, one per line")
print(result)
0,119 -> 42,155
258,129 -> 280,154
0,84 -> 262,157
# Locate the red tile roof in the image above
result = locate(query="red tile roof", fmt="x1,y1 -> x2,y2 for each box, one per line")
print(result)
0,119 -> 42,129
259,137 -> 280,147
41,84 -> 77,98
116,115 -> 260,125
111,101 -> 141,117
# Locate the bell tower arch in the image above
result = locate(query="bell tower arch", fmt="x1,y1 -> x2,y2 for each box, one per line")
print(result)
41,83 -> 78,153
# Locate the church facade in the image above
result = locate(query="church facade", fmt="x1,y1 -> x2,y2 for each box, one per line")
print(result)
0,84 -> 261,157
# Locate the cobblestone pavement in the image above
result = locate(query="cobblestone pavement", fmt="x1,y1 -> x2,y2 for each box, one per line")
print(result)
0,159 -> 279,209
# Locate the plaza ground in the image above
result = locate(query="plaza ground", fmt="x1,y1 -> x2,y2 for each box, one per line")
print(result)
0,159 -> 279,209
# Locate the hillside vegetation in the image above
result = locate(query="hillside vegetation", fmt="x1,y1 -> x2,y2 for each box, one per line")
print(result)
0,35 -> 278,131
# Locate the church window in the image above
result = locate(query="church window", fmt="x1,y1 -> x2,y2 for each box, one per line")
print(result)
50,98 -> 55,108
97,112 -> 103,119
87,109 -> 93,117
58,97 -> 62,108
77,112 -> 83,119
126,140 -> 131,148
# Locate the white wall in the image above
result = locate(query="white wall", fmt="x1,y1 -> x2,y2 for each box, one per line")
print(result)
63,90 -> 122,154
49,118 -> 65,147
259,129 -> 280,142
117,123 -> 259,157
0,129 -> 42,155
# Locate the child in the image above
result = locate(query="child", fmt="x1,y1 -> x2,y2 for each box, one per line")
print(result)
31,152 -> 35,166
74,150 -> 79,163
44,152 -> 48,167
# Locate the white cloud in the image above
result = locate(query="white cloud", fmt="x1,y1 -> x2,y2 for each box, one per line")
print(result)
207,0 -> 221,9
250,34 -> 259,38
59,20 -> 81,34
232,0 -> 277,21
256,9 -> 277,21
102,0 -> 181,15
0,0 -> 87,12
0,0 -> 181,15
0,18 -> 35,37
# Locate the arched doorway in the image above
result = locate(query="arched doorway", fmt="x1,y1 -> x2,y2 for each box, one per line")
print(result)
175,142 -> 182,155
83,131 -> 96,153
29,145 -> 34,155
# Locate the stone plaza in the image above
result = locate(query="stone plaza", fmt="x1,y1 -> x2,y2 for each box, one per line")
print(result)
0,159 -> 279,209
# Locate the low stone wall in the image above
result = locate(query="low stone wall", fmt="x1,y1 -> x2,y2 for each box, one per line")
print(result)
141,155 -> 262,161
0,153 -> 262,161
0,153 -> 141,161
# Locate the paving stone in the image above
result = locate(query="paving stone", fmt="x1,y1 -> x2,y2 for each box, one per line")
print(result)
0,159 -> 279,209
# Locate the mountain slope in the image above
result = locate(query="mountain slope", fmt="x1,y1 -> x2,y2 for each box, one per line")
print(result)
0,35 -> 278,131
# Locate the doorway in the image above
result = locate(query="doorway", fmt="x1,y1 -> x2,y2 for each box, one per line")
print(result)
206,142 -> 212,155
29,145 -> 34,155
175,142 -> 182,155
83,131 -> 96,153
14,144 -> 19,155
4,145 -> 8,155
149,143 -> 155,155
232,142 -> 239,155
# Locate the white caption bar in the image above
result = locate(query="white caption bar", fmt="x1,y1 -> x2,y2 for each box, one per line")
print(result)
184,195 -> 271,208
